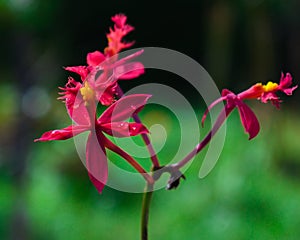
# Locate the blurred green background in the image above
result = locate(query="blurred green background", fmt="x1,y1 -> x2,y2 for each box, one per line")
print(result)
1,0 -> 300,239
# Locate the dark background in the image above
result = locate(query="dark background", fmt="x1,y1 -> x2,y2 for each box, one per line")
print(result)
1,0 -> 300,239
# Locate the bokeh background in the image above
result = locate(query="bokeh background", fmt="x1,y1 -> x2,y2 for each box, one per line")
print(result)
1,0 -> 300,239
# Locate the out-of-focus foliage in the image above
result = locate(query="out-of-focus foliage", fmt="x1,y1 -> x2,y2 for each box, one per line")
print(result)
1,0 -> 300,239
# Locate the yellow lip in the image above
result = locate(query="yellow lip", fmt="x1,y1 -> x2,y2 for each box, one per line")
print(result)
80,81 -> 95,105
262,81 -> 278,92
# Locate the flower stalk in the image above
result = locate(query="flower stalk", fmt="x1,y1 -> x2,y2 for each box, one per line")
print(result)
116,85 -> 161,168
34,13 -> 297,240
141,181 -> 154,240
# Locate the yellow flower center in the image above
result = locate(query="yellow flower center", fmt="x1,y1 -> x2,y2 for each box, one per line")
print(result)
80,81 -> 95,105
262,81 -> 278,92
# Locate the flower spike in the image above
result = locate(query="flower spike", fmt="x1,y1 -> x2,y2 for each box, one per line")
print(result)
35,92 -> 152,193
202,73 -> 297,140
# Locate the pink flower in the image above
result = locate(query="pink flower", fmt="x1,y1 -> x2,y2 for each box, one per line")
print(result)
104,14 -> 135,56
35,94 -> 151,193
202,73 -> 297,139
64,14 -> 144,106
238,72 -> 297,108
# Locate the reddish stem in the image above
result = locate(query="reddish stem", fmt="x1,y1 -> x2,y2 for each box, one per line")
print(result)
173,105 -> 234,169
116,85 -> 160,168
104,137 -> 154,184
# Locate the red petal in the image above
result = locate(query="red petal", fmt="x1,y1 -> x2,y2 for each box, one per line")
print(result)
282,86 -> 298,95
279,72 -> 298,95
111,14 -> 128,28
95,83 -> 117,106
222,89 -> 234,97
65,66 -> 89,80
86,133 -> 108,193
34,125 -> 88,142
112,49 -> 144,68
86,51 -> 106,67
105,14 -> 135,55
260,92 -> 281,108
101,122 -> 149,137
58,77 -> 90,125
114,62 -> 145,80
99,94 -> 151,123
279,72 -> 293,88
236,101 -> 260,140
99,89 -> 116,106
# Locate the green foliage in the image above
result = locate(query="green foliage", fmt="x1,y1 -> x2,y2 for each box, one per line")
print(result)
1,107 -> 300,239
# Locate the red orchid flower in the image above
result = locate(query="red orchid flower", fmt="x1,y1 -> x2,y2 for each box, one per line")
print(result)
64,14 -> 144,106
104,14 -> 135,56
202,73 -> 297,140
35,94 -> 152,193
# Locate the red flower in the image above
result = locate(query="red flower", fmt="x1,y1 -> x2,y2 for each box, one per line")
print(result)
202,73 -> 297,139
105,14 -> 135,56
238,72 -> 297,108
35,94 -> 152,193
64,14 -> 144,106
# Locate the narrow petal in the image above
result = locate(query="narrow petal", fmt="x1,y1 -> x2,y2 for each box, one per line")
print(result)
114,62 -> 145,80
105,14 -> 135,55
112,49 -> 144,68
99,94 -> 152,123
221,89 -> 234,97
279,72 -> 298,95
111,14 -> 128,28
64,66 -> 89,80
101,122 -> 149,137
97,84 -> 117,106
260,92 -> 281,108
34,125 -> 88,142
279,72 -> 293,88
236,101 -> 260,140
282,86 -> 298,95
86,51 -> 106,67
58,77 -> 90,125
86,132 -> 108,193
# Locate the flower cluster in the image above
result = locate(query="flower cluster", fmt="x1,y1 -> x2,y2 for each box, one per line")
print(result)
202,73 -> 297,139
35,14 -> 151,193
35,14 -> 297,195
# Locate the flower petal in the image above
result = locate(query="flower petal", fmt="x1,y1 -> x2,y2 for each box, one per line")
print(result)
65,66 -> 89,80
111,49 -> 144,68
34,125 -> 88,142
279,72 -> 298,95
86,132 -> 108,193
260,92 -> 281,108
58,77 -> 90,125
236,101 -> 260,140
97,84 -> 117,106
105,14 -> 135,55
99,94 -> 152,123
282,86 -> 298,95
111,14 -> 129,28
114,62 -> 144,80
87,51 -> 106,67
279,72 -> 293,88
101,122 -> 149,137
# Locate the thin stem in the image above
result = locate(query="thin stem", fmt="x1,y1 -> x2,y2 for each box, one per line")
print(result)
116,85 -> 160,168
141,182 -> 154,240
105,137 -> 154,184
132,113 -> 160,167
115,85 -> 158,239
174,106 -> 234,169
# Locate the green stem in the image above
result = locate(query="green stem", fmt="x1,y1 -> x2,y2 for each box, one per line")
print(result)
141,182 -> 154,240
